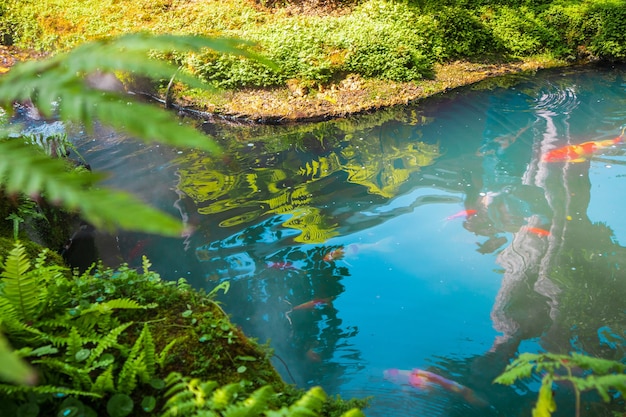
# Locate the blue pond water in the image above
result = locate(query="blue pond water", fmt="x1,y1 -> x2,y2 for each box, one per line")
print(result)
10,65 -> 626,416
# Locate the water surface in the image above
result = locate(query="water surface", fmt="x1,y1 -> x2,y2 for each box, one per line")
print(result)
12,65 -> 626,416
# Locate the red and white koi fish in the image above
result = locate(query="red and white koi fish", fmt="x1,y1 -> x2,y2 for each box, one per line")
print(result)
541,132 -> 624,163
292,296 -> 334,311
384,368 -> 489,407
323,247 -> 345,262
445,209 -> 477,221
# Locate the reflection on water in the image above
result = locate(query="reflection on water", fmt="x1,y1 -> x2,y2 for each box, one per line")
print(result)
8,65 -> 626,416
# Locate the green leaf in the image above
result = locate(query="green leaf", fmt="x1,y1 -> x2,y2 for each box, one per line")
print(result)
106,394 -> 134,417
0,140 -> 183,236
140,396 -> 156,412
0,242 -> 41,322
0,331 -> 37,385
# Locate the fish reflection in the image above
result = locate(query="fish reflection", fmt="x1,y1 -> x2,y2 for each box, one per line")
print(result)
383,368 -> 489,408
541,130 -> 624,163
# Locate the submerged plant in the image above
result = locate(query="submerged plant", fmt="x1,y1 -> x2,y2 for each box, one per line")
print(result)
494,352 -> 626,417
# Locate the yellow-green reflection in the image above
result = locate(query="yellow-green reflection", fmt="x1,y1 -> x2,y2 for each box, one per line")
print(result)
175,117 -> 441,243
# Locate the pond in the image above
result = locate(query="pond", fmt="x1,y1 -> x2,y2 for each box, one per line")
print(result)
11,64 -> 626,416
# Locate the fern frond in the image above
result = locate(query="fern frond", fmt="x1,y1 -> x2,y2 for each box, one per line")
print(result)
211,383 -> 243,411
92,364 -> 116,394
222,385 -> 274,417
0,140 -> 183,235
0,382 -> 100,398
139,324 -> 156,378
0,242 -> 42,322
85,321 -> 133,367
32,357 -> 93,389
65,326 -> 83,363
117,324 -> 154,394
157,338 -> 178,369
78,298 -> 144,316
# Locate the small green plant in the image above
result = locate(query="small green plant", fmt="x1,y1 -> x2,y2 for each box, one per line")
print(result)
495,352 -> 626,417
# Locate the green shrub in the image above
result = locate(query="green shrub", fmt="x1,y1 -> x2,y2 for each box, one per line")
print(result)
480,5 -> 563,57
586,1 -> 626,60
431,6 -> 498,60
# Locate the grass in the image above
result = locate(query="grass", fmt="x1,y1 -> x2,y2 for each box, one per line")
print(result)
1,0 -> 624,121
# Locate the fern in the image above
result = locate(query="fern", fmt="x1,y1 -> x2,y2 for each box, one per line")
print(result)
222,385 -> 274,417
32,357 -> 93,389
78,298 -> 144,316
157,338 -> 178,369
0,33 -> 272,236
140,324 -> 156,378
0,242 -> 41,323
0,382 -> 100,398
85,321 -> 134,368
0,139 -> 183,236
92,364 -> 116,394
65,326 -> 83,363
117,323 -> 157,394
495,352 -> 626,417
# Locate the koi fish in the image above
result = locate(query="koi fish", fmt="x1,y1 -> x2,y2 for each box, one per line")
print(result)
541,134 -> 623,163
384,368 -> 488,407
524,226 -> 550,237
323,247 -> 345,262
291,296 -> 334,311
445,209 -> 477,221
127,238 -> 152,263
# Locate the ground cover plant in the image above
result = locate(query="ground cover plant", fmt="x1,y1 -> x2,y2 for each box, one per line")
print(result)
1,0 -> 625,122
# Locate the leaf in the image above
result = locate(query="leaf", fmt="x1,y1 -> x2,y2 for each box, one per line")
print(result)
0,140 -> 183,236
0,242 -> 41,322
0,330 -> 37,385
140,396 -> 156,412
106,393 -> 134,417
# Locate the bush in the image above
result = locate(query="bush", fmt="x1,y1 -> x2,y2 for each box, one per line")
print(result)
586,2 -> 626,60
480,5 -> 562,57
431,6 -> 498,60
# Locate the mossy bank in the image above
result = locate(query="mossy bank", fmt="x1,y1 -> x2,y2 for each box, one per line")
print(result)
1,0 -> 625,122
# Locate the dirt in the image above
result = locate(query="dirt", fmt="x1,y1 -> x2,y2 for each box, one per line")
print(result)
0,44 -> 565,124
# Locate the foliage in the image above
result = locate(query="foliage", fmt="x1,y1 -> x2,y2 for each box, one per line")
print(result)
0,243 -> 366,416
3,0 -> 626,92
495,352 -> 626,417
0,33 -> 270,236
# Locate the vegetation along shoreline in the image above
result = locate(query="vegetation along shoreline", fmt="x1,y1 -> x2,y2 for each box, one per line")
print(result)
1,0 -> 625,124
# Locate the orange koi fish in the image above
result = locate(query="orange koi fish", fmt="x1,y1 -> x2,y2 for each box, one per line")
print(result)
323,247 -> 345,262
292,296 -> 334,311
384,368 -> 488,407
524,226 -> 550,237
541,134 -> 623,163
445,209 -> 477,221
